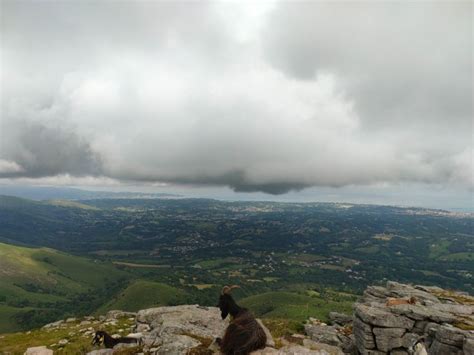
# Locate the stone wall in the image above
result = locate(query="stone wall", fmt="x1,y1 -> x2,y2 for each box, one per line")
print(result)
352,282 -> 474,354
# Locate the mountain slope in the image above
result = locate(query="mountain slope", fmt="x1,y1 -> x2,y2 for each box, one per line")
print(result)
0,243 -> 130,332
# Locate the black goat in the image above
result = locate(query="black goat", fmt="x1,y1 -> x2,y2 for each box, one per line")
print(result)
216,285 -> 267,355
91,330 -> 139,349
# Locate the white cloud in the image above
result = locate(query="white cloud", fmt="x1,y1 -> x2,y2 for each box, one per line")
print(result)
0,159 -> 24,174
0,1 -> 471,195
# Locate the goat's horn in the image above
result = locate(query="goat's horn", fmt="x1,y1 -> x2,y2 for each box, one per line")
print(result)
221,285 -> 240,295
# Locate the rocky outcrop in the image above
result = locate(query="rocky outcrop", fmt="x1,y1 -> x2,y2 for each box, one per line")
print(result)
83,305 -> 342,354
25,282 -> 473,355
135,305 -> 228,354
352,281 -> 474,354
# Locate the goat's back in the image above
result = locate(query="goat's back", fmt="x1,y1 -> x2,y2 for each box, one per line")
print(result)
221,311 -> 267,355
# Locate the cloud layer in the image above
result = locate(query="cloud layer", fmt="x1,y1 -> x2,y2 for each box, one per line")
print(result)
1,1 -> 472,194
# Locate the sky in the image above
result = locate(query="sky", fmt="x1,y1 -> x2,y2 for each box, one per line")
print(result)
0,1 -> 472,210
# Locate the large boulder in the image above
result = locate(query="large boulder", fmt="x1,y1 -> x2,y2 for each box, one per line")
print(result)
136,304 -> 274,354
137,305 -> 226,340
353,282 -> 473,355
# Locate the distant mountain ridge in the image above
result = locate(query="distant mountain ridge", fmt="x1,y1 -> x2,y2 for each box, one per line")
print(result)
0,185 -> 180,201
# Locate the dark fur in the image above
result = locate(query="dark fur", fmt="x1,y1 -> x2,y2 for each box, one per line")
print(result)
217,292 -> 267,355
91,330 -> 139,349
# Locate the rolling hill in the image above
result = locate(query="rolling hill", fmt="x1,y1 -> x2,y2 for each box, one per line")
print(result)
0,243 -> 129,332
97,280 -> 187,312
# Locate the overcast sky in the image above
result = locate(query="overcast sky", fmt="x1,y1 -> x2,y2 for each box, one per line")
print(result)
0,1 -> 472,209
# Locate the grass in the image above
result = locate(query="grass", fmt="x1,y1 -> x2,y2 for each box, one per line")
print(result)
46,200 -> 99,210
113,261 -> 170,268
429,240 -> 451,259
196,257 -> 241,269
240,291 -> 353,323
442,252 -> 474,261
354,245 -> 380,254
97,280 -> 187,312
0,305 -> 36,333
0,315 -> 136,354
0,243 -> 129,333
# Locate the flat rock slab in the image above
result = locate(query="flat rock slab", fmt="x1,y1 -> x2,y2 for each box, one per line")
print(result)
355,304 -> 415,329
137,305 -> 228,339
24,346 -> 53,355
389,303 -> 456,323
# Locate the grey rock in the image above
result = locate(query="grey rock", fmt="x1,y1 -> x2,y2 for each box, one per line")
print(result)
304,324 -> 343,347
251,345 -> 331,354
463,336 -> 474,354
424,322 -> 440,336
364,286 -> 390,299
385,282 -> 440,304
137,305 -> 227,340
302,338 -> 345,355
401,332 -> 419,349
329,312 -> 353,326
433,303 -> 473,316
434,324 -> 466,347
389,304 -> 456,323
429,339 -> 463,355
353,317 -> 375,351
24,346 -> 53,355
412,320 -> 428,334
42,320 -> 64,329
355,304 -> 415,329
358,350 -> 386,355
105,310 -> 136,320
152,334 -> 200,355
372,327 -> 405,352
414,285 -> 445,294
86,350 -> 114,355
136,323 -> 151,333
113,342 -> 140,351
389,350 -> 408,355
353,282 -> 473,355
142,335 -> 162,347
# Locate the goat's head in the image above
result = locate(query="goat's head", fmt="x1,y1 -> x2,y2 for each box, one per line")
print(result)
217,285 -> 240,319
91,330 -> 106,346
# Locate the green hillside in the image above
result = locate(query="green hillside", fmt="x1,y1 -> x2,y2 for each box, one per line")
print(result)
98,280 -> 187,312
240,291 -> 354,323
0,243 -> 129,332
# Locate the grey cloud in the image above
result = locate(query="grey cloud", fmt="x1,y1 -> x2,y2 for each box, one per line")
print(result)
153,170 -> 310,195
1,1 -> 472,194
0,121 -> 102,178
262,2 -> 472,132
